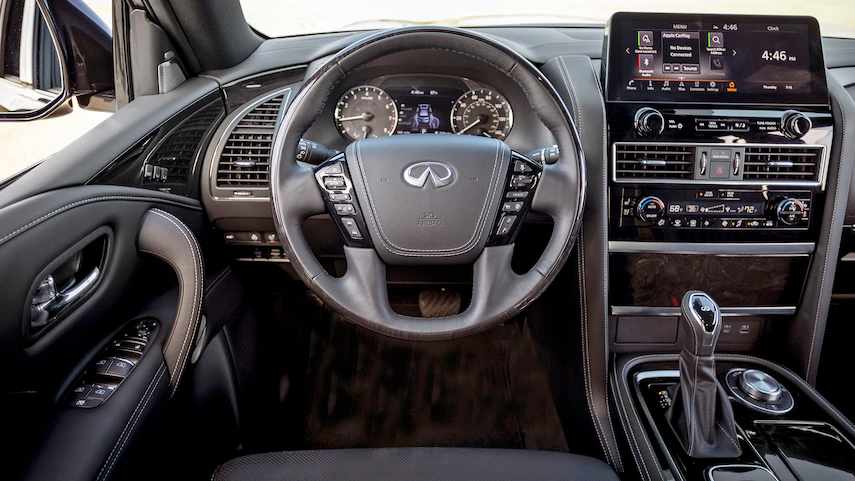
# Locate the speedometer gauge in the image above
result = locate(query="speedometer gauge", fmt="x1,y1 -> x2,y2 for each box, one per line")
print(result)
335,85 -> 398,141
451,89 -> 513,139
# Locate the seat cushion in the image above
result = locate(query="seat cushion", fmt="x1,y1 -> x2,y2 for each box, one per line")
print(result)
212,448 -> 619,481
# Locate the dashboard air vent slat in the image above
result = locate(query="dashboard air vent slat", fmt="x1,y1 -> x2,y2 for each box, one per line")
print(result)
742,146 -> 822,182
146,100 -> 224,186
614,144 -> 694,180
216,94 -> 285,188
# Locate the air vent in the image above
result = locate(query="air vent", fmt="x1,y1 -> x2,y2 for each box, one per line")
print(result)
743,146 -> 823,182
216,94 -> 285,188
146,100 -> 224,185
614,144 -> 694,180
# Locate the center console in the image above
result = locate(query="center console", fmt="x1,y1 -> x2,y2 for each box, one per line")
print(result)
603,13 -> 833,346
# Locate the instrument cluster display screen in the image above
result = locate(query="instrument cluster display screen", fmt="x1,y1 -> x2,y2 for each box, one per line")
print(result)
606,13 -> 828,105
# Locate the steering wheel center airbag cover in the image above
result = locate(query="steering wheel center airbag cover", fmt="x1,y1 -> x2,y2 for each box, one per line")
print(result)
347,135 -> 508,264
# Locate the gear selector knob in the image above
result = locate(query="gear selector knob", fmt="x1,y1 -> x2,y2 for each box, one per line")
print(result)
681,290 -> 721,356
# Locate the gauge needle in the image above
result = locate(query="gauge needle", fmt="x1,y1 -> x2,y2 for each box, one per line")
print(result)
456,118 -> 481,135
338,112 -> 374,122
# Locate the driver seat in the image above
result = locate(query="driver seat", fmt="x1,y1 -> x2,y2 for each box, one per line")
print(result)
212,447 -> 619,481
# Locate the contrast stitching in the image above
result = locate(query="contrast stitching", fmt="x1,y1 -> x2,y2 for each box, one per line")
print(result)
149,209 -> 202,396
806,89 -> 847,381
586,55 -> 624,472
577,232 -> 612,466
559,55 -> 618,468
96,363 -> 166,481
100,364 -> 167,480
610,374 -> 651,481
684,309 -> 699,456
353,139 -> 502,256
0,195 -> 198,247
717,421 -> 740,450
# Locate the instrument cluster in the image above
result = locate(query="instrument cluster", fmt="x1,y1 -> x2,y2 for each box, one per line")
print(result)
333,75 -> 513,142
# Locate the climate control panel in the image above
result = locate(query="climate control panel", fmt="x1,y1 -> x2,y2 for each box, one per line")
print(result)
619,188 -> 811,230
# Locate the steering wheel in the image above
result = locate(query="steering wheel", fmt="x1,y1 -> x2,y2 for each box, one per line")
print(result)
271,27 -> 585,340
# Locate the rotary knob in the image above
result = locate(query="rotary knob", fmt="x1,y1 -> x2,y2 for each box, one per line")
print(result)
738,369 -> 783,403
636,196 -> 665,224
635,108 -> 665,137
775,198 -> 806,226
781,110 -> 812,139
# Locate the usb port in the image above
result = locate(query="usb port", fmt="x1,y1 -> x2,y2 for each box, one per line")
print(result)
739,324 -> 750,335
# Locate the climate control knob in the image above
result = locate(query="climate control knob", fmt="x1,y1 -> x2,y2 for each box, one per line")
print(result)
781,110 -> 812,139
636,196 -> 666,224
635,108 -> 665,137
775,198 -> 806,226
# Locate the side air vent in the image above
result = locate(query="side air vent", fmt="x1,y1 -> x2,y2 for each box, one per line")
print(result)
743,146 -> 823,182
216,94 -> 286,188
614,143 -> 694,180
146,100 -> 224,186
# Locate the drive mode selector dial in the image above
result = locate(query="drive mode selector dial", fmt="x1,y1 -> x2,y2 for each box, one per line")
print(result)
636,196 -> 665,223
775,198 -> 806,226
738,369 -> 783,403
634,107 -> 665,136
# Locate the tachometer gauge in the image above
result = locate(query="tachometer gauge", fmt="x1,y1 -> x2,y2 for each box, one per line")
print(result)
451,88 -> 513,139
335,85 -> 398,141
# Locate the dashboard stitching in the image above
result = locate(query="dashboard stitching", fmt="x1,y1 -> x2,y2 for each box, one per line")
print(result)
586,56 -> 625,471
558,55 -> 615,467
351,139 -> 501,256
806,89 -> 846,381
0,195 -> 200,248
610,374 -> 651,481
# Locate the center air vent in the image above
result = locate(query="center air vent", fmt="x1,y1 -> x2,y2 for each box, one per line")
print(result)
743,146 -> 823,182
216,94 -> 286,188
614,143 -> 694,180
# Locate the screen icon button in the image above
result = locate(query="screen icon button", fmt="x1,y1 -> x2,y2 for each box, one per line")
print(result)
638,54 -> 654,72
708,32 -> 724,48
638,31 -> 654,47
710,57 -> 725,70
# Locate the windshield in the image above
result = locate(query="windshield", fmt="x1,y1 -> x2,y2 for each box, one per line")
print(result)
240,1 -> 855,39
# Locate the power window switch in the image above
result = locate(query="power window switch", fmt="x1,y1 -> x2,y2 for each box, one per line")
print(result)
70,398 -> 102,408
87,385 -> 114,401
105,358 -> 134,378
71,384 -> 92,399
94,358 -> 112,374
113,340 -> 145,354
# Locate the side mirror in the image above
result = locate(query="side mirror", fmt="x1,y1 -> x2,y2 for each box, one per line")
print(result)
0,0 -> 113,120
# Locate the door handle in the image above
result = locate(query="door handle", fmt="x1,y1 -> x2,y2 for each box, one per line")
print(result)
31,267 -> 100,328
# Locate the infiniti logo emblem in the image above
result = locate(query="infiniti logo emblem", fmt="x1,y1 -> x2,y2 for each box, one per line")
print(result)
403,162 -> 455,188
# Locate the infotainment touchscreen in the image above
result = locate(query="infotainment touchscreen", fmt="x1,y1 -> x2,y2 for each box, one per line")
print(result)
605,13 -> 828,105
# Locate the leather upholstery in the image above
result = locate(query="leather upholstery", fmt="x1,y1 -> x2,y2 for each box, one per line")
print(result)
212,448 -> 620,481
665,348 -> 742,458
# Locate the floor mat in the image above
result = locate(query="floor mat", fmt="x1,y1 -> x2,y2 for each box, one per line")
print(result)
291,304 -> 569,452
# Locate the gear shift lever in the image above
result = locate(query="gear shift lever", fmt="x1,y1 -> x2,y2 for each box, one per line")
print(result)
665,291 -> 742,458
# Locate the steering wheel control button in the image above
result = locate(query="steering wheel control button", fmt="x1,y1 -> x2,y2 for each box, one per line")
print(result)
322,163 -> 344,175
334,204 -> 356,215
328,193 -> 351,202
726,368 -> 794,414
506,191 -> 529,199
502,201 -> 524,212
496,215 -> 518,236
341,218 -> 363,240
514,160 -> 534,173
323,177 -> 346,190
510,174 -> 536,189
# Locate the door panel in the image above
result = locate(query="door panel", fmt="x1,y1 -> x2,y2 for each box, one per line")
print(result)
0,184 -> 206,480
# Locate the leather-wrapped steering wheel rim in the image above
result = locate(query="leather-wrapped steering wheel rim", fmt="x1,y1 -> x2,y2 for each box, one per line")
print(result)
270,26 -> 586,341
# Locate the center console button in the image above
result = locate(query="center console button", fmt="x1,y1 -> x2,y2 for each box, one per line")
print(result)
635,196 -> 665,223
710,149 -> 731,161
709,161 -> 731,179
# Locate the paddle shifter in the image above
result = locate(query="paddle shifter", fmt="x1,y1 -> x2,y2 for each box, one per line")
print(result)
665,291 -> 742,458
